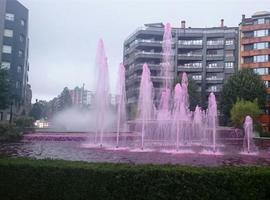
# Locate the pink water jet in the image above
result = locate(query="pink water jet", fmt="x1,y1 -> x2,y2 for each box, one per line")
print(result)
243,116 -> 256,154
116,63 -> 127,148
137,63 -> 155,150
94,39 -> 110,147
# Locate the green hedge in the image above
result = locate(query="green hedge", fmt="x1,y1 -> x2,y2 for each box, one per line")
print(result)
0,158 -> 270,200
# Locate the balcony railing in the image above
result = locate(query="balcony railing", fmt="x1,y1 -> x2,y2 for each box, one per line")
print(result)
206,77 -> 223,81
178,65 -> 202,69
178,40 -> 203,45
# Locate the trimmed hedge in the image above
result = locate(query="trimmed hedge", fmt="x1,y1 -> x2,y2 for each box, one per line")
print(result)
0,158 -> 270,200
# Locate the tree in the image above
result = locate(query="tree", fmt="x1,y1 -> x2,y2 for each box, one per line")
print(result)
59,87 -> 72,111
0,67 -> 10,109
230,99 -> 262,127
29,101 -> 44,120
219,69 -> 266,124
174,74 -> 201,111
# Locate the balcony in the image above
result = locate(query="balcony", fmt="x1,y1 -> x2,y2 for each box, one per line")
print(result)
178,40 -> 203,49
178,53 -> 202,60
206,65 -> 224,72
241,36 -> 270,45
241,62 -> 270,68
206,41 -> 224,49
134,51 -> 163,59
206,54 -> 224,60
206,77 -> 224,84
125,39 -> 164,56
177,65 -> 202,72
206,88 -> 221,93
241,49 -> 270,57
240,23 -> 270,32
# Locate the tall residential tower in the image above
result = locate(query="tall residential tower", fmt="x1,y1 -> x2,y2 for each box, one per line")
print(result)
240,11 -> 270,130
0,0 -> 31,121
124,21 -> 238,119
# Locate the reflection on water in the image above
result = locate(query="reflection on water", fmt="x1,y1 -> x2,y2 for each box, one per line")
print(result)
0,139 -> 270,166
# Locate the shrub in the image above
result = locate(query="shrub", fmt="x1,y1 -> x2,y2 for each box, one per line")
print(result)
0,158 -> 270,200
230,99 -> 262,127
14,116 -> 35,132
0,123 -> 21,141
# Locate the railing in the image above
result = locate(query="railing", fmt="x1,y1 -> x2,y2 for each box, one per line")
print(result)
207,41 -> 224,45
207,54 -> 223,57
206,77 -> 223,81
206,65 -> 224,69
178,53 -> 202,57
178,65 -> 202,69
178,40 -> 203,45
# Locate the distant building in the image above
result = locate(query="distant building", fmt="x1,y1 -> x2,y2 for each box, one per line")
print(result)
69,85 -> 94,107
123,21 -> 239,119
0,0 -> 31,121
239,11 -> 270,130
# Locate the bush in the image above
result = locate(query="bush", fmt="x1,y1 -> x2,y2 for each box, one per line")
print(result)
0,158 -> 270,200
0,123 -> 21,141
14,116 -> 35,132
230,99 -> 262,127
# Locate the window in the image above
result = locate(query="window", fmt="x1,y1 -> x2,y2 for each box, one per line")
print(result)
19,34 -> 25,42
225,62 -> 234,68
4,29 -> 13,37
1,62 -> 11,70
264,81 -> 270,88
258,18 -> 265,25
17,66 -> 22,73
225,39 -> 234,45
225,50 -> 234,57
2,45 -> 12,54
183,62 -> 202,68
208,86 -> 217,92
254,42 -> 268,50
192,75 -> 202,80
254,30 -> 268,37
18,50 -> 24,57
207,39 -> 224,45
179,40 -> 202,45
20,19 -> 25,26
254,55 -> 268,62
253,68 -> 268,75
0,112 -> 3,121
5,13 -> 14,21
207,63 -> 218,68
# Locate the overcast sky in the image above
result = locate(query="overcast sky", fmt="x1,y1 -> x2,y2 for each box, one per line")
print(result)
19,0 -> 269,102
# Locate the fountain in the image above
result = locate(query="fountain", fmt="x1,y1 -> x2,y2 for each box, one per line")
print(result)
243,116 -> 257,154
137,63 -> 155,150
7,23 -> 269,167
206,92 -> 218,152
116,63 -> 127,148
94,39 -> 110,147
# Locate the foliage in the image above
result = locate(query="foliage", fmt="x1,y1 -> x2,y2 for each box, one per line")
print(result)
174,74 -> 200,111
0,123 -> 21,141
29,101 -> 45,120
0,158 -> 270,200
59,87 -> 72,111
0,67 -> 10,109
230,99 -> 262,127
14,116 -> 35,131
219,69 -> 266,124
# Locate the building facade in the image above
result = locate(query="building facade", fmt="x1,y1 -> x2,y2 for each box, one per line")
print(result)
0,0 -> 31,121
123,21 -> 239,119
240,11 -> 270,130
69,86 -> 94,108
